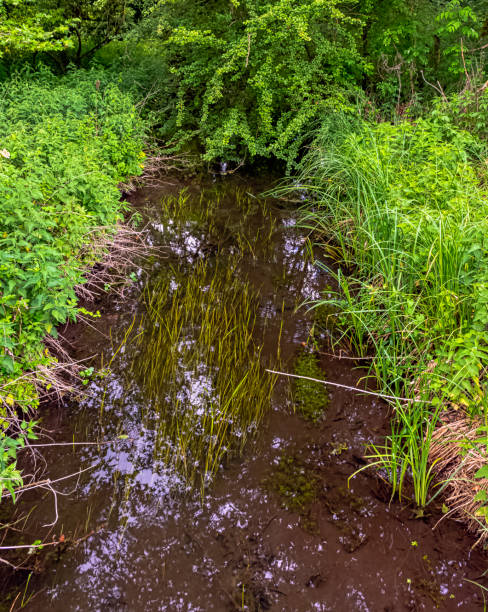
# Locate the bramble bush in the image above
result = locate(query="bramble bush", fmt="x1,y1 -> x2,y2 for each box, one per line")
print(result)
0,67 -> 145,497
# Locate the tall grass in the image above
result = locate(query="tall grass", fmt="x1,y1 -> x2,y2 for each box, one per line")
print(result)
291,113 -> 488,508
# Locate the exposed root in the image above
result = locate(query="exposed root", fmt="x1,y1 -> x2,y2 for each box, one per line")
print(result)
429,413 -> 488,546
119,152 -> 197,193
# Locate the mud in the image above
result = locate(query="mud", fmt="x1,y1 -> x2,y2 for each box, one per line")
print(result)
0,174 -> 487,611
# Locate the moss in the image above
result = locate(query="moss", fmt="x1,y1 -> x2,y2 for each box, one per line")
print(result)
292,351 -> 328,422
266,453 -> 321,533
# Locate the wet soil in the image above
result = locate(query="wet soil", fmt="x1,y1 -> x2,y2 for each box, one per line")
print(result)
1,174 -> 487,611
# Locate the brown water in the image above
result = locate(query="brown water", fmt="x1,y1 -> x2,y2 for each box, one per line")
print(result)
1,176 -> 487,611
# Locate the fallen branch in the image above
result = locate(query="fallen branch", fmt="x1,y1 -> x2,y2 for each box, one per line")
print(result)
265,368 -> 426,403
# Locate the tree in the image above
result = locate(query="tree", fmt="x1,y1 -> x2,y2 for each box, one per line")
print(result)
146,0 -> 367,165
0,0 -> 143,67
0,0 -> 72,58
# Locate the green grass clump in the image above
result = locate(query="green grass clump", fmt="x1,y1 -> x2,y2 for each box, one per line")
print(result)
293,351 -> 328,422
292,112 -> 488,510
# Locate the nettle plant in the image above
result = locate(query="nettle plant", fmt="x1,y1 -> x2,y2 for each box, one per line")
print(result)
0,70 -> 144,377
0,67 -> 145,496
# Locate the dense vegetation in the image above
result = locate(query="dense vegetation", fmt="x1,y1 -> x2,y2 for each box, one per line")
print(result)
0,69 -> 144,496
2,0 -> 488,539
293,111 -> 488,508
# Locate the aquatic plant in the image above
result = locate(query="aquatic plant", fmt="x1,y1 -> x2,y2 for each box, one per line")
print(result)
132,255 -> 276,493
292,350 -> 328,423
266,452 -> 320,532
269,453 -> 320,512
158,186 -> 277,259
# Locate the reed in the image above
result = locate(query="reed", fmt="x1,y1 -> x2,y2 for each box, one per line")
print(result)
115,186 -> 281,494
131,256 -> 275,493
287,114 -> 488,515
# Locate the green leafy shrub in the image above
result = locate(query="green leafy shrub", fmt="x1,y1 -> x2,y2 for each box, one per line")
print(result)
145,0 -> 365,166
0,67 -> 145,494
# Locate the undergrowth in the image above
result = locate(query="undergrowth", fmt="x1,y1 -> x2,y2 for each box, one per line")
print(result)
0,67 -> 145,498
290,110 -> 488,523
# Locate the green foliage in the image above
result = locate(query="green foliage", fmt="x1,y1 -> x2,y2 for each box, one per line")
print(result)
294,111 -> 488,505
117,0 -> 488,150
430,88 -> 488,141
0,67 -> 144,496
144,0 -> 365,165
0,420 -> 37,502
0,67 -> 144,379
349,0 -> 488,111
436,0 -> 480,77
53,0 -> 144,66
0,0 -> 142,68
0,0 -> 72,58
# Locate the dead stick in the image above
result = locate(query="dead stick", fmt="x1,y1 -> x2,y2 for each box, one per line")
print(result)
265,369 -> 427,403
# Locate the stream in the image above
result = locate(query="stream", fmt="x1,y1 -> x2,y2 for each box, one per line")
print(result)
2,175 -> 487,611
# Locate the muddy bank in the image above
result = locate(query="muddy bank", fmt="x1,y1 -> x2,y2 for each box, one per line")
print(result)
1,175 -> 487,611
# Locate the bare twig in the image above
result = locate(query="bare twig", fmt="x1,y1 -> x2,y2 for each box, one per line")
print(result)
41,482 -> 59,528
460,38 -> 471,90
265,368 -> 426,403
420,70 -> 448,102
0,464 -> 98,501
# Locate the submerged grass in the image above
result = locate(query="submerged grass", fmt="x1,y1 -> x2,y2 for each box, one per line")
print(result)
266,452 -> 321,532
158,186 -> 277,260
284,113 -> 488,533
125,187 -> 279,494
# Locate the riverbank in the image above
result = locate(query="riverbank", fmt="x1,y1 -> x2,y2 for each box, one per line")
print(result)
292,111 -> 488,543
0,68 -> 145,499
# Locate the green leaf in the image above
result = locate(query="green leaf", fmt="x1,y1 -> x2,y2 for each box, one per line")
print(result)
0,356 -> 15,373
474,490 -> 488,502
474,465 -> 488,479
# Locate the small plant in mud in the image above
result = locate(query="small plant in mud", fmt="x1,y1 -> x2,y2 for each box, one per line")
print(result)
266,453 -> 320,533
292,350 -> 328,422
79,367 -> 95,386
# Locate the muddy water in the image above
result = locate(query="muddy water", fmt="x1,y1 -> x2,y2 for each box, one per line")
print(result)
3,176 -> 488,611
